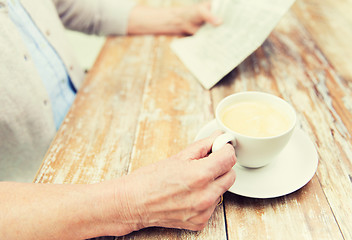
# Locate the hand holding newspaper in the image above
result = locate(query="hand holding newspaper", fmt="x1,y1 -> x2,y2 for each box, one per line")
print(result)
171,0 -> 296,89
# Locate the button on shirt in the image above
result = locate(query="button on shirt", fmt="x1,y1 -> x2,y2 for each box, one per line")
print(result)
7,0 -> 76,130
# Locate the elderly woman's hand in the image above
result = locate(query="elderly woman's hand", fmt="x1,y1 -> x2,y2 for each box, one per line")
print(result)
0,132 -> 235,239
106,131 -> 236,235
127,1 -> 222,35
173,1 -> 222,35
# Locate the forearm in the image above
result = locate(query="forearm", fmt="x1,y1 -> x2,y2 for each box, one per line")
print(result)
0,133 -> 235,239
0,181 -> 135,239
53,0 -> 136,35
127,2 -> 221,36
127,6 -> 184,35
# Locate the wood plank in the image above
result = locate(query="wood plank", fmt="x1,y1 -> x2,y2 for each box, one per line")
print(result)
35,36 -> 155,184
212,10 -> 348,240
115,0 -> 228,238
291,1 -> 352,238
224,176 -> 340,239
292,0 -> 352,85
34,0 -> 351,239
116,35 -> 226,239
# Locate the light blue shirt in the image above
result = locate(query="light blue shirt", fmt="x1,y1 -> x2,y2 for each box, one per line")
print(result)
7,0 -> 76,130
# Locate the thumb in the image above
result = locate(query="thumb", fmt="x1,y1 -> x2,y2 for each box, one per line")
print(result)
199,1 -> 222,26
179,130 -> 223,160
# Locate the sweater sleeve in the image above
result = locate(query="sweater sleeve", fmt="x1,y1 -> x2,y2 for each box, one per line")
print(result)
52,0 -> 136,36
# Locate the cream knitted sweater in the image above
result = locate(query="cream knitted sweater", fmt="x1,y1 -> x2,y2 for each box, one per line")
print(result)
0,0 -> 135,181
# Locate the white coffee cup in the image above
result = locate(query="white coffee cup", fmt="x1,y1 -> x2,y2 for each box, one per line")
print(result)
212,91 -> 297,168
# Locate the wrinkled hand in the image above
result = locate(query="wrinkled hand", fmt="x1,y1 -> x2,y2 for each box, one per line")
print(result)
127,1 -> 221,35
176,1 -> 222,35
115,131 -> 236,234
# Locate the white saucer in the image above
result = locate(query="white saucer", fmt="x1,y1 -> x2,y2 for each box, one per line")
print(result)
195,120 -> 318,198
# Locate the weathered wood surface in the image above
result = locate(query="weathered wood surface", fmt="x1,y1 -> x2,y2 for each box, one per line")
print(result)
35,0 -> 352,239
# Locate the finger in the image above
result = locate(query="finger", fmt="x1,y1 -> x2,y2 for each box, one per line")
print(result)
154,219 -> 208,232
198,143 -> 236,180
183,23 -> 200,35
212,168 -> 236,196
188,198 -> 218,226
199,1 -> 222,26
179,130 -> 223,160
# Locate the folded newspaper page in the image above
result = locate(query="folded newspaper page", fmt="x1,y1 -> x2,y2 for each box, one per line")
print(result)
171,0 -> 296,89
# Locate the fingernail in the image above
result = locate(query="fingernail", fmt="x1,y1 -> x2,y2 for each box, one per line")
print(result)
214,18 -> 222,25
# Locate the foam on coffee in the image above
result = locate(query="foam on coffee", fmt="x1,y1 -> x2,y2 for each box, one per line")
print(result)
220,100 -> 292,138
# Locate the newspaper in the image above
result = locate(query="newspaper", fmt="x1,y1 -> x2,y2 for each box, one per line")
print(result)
171,0 -> 295,89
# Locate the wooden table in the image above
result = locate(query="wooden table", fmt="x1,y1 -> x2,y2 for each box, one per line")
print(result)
34,0 -> 352,239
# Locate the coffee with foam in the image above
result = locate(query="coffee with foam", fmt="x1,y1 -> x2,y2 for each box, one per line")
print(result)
213,92 -> 297,168
220,100 -> 292,138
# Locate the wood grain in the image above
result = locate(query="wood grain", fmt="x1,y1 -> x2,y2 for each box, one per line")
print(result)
210,10 -> 348,240
292,0 -> 352,85
115,35 -> 226,240
34,0 -> 352,239
212,7 -> 352,239
35,36 -> 156,184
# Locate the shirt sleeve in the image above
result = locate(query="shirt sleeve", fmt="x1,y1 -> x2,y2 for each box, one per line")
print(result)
52,0 -> 136,36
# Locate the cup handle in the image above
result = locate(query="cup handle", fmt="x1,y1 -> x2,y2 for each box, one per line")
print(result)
212,132 -> 236,152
